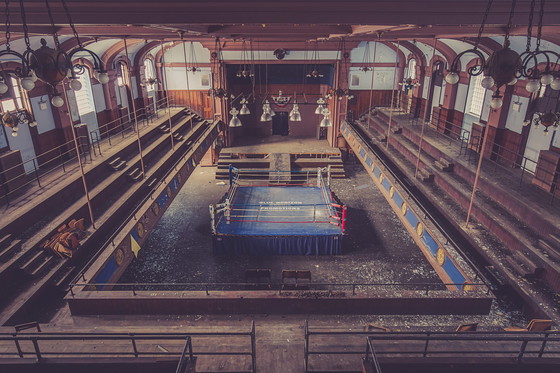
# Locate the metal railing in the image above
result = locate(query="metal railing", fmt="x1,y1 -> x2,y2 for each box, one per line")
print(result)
0,322 -> 256,373
364,338 -> 383,373
346,120 -> 492,287
71,118 -> 217,285
398,100 -> 560,202
304,321 -> 560,372
0,97 -> 173,207
68,281 -> 490,296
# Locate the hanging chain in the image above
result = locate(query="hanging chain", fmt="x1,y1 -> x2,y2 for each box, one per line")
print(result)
535,0 -> 545,51
474,0 -> 494,49
45,0 -> 60,49
19,0 -> 30,49
504,0 -> 517,43
4,0 -> 11,50
526,0 -> 536,51
61,0 -> 81,47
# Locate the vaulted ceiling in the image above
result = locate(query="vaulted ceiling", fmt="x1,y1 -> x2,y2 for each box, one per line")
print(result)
1,0 -> 560,61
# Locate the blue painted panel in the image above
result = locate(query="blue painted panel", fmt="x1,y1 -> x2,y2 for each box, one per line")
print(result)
422,232 -> 439,256
365,156 -> 373,167
373,165 -> 381,179
381,177 -> 391,192
442,259 -> 466,290
359,148 -> 366,159
392,190 -> 404,209
404,209 -> 419,228
93,256 -> 118,290
130,228 -> 140,243
169,176 -> 179,192
341,123 -> 346,131
345,128 -> 350,136
156,191 -> 169,208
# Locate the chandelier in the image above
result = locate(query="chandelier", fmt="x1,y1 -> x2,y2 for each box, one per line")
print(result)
239,97 -> 251,115
260,99 -> 275,122
399,77 -> 420,92
319,108 -> 332,127
207,38 -> 229,100
0,0 -> 109,108
516,0 -> 560,93
236,40 -> 254,78
1,108 -> 36,136
315,97 -> 326,114
527,111 -> 560,135
185,38 -> 201,73
306,41 -> 324,79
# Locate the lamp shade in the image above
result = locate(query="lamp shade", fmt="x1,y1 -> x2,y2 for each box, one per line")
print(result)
320,117 -> 332,127
239,104 -> 250,115
229,117 -> 242,127
260,112 -> 272,122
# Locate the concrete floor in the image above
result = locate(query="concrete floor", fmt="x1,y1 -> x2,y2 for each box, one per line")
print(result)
120,164 -> 440,285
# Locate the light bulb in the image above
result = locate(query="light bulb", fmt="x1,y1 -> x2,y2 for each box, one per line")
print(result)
540,74 -> 554,86
11,131 -> 18,137
13,126 -> 19,131
21,77 -> 35,91
550,77 -> 560,91
525,79 -> 540,93
51,95 -> 64,107
0,81 -> 8,94
445,72 -> 459,85
523,119 -> 531,127
490,96 -> 503,109
70,79 -> 82,91
481,76 -> 495,89
29,121 -> 38,127
507,78 -> 517,86
98,72 -> 110,84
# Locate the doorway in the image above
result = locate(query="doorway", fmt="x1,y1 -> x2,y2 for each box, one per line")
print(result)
272,111 -> 289,136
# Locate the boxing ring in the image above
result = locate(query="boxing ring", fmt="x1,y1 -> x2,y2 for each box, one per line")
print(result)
210,167 -> 346,256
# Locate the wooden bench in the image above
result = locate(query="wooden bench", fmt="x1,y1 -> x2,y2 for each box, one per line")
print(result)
245,269 -> 272,289
106,157 -> 121,169
110,159 -> 127,171
158,124 -> 171,133
282,269 -> 311,290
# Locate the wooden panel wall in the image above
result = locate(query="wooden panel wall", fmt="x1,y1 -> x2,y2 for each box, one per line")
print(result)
166,90 -> 212,118
348,90 -> 394,116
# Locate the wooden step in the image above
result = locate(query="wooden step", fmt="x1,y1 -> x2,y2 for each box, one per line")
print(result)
434,160 -> 454,172
538,239 -> 560,262
0,239 -> 22,262
376,135 -> 387,142
106,157 -> 121,169
52,266 -> 76,288
548,234 -> 560,249
416,168 -> 434,183
504,256 -> 533,278
30,255 -> 56,277
391,127 -> 402,134
111,160 -> 127,171
514,250 -> 544,277
20,250 -> 46,274
0,234 -> 13,250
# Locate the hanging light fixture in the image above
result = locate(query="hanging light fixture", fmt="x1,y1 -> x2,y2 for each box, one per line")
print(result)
320,108 -> 332,127
260,100 -> 273,122
1,109 -> 36,136
315,97 -> 326,114
236,40 -> 255,79
0,0 -> 109,107
207,38 -> 229,100
444,0 -> 521,107
306,41 -> 324,79
517,0 -> 560,93
186,40 -> 201,73
531,111 -> 560,135
289,93 -> 302,122
228,107 -> 242,127
239,97 -> 251,115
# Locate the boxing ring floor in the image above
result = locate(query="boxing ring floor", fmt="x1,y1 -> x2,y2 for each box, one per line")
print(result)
211,175 -> 345,256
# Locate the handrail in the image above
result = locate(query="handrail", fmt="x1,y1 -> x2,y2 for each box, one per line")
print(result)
346,120 -> 492,286
69,281 -> 490,296
71,118 -> 217,285
304,323 -> 560,372
0,328 -> 255,372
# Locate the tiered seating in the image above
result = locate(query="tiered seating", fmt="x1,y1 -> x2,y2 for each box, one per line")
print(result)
434,157 -> 454,172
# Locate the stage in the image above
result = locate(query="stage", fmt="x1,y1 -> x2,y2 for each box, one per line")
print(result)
211,169 -> 345,256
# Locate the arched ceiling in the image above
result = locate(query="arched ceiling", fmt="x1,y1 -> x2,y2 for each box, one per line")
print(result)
0,0 -> 559,67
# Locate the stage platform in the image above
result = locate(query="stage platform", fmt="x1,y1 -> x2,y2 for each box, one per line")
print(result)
211,169 -> 344,256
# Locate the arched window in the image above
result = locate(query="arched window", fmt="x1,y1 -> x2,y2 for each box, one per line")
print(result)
468,74 -> 486,116
407,58 -> 417,80
0,76 -> 24,113
144,58 -> 156,92
116,61 -> 129,86
74,68 -> 96,116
